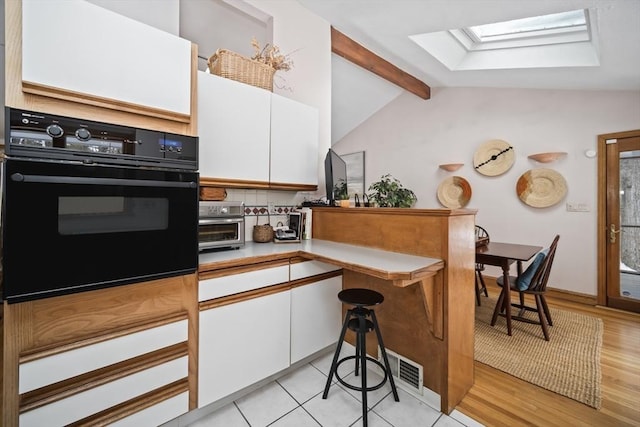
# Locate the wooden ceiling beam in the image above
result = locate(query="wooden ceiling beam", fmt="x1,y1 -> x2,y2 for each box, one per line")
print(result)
331,26 -> 431,100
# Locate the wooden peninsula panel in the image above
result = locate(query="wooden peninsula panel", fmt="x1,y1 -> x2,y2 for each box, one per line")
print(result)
312,207 -> 476,414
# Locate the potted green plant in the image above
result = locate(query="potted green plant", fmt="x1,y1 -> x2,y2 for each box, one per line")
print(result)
333,179 -> 350,207
367,174 -> 417,208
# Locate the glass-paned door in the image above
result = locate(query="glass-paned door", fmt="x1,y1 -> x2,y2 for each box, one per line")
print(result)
604,133 -> 640,313
619,145 -> 640,301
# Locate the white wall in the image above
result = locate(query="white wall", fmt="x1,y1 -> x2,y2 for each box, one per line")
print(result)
87,0 -> 180,35
246,0 -> 332,189
333,87 -> 640,296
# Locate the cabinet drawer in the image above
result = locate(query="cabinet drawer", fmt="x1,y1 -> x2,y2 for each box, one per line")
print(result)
20,319 -> 187,394
20,357 -> 188,427
290,260 -> 341,281
199,265 -> 289,301
109,391 -> 188,427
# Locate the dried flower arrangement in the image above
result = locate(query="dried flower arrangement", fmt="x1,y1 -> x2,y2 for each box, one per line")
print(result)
250,37 -> 294,71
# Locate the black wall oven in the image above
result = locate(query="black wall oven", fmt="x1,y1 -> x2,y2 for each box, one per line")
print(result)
2,108 -> 199,303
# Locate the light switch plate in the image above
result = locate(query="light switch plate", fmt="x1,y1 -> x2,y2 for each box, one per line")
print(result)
566,202 -> 590,212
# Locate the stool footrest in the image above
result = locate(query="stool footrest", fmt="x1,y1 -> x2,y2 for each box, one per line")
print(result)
334,356 -> 389,392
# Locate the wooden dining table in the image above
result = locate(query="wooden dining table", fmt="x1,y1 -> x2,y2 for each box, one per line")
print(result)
476,241 -> 543,336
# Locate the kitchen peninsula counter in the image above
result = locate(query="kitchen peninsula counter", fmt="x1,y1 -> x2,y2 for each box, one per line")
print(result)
199,240 -> 444,285
201,207 -> 476,415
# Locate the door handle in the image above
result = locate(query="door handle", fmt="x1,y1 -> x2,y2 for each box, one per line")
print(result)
610,224 -> 621,243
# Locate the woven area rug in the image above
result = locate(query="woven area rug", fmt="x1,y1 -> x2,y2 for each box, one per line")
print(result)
474,297 -> 603,409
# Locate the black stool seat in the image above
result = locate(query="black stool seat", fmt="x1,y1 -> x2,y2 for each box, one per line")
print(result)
338,288 -> 384,307
323,288 -> 399,427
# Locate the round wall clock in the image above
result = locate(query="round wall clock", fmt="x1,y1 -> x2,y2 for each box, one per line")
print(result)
473,139 -> 515,176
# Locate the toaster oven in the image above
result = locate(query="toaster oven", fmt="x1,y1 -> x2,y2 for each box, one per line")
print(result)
198,201 -> 245,251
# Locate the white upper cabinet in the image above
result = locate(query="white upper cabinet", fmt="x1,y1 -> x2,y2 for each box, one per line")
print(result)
270,94 -> 319,186
197,71 -> 271,182
197,72 -> 319,188
22,0 -> 192,117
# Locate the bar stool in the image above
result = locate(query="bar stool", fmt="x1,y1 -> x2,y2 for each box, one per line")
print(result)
322,288 -> 399,427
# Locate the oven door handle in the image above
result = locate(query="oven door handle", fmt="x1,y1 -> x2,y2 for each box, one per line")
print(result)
199,218 -> 244,226
10,173 -> 197,189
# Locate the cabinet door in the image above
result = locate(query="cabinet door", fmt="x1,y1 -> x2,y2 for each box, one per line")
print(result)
22,0 -> 192,116
20,358 -> 188,427
198,71 -> 271,181
109,392 -> 188,427
291,276 -> 343,364
20,320 -> 188,393
199,264 -> 289,302
270,94 -> 319,186
198,290 -> 291,407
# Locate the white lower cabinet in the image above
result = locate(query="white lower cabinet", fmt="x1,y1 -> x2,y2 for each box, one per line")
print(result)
197,260 -> 343,407
19,320 -> 188,394
291,276 -> 343,364
19,357 -> 188,427
18,319 -> 189,427
110,392 -> 189,427
198,290 -> 291,407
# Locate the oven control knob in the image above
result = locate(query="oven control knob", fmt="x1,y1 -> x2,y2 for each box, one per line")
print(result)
46,124 -> 64,138
75,128 -> 91,141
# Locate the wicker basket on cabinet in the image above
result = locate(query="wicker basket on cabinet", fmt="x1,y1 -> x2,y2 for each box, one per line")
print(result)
208,49 -> 275,91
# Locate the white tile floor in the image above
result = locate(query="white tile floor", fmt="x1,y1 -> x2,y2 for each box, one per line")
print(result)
175,347 -> 483,427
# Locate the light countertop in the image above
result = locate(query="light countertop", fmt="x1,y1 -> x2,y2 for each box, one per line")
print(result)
199,239 -> 444,285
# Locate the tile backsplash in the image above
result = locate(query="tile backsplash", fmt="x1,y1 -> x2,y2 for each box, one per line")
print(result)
225,189 -> 317,242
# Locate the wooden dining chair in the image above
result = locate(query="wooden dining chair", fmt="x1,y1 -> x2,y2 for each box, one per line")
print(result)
475,225 -> 490,306
491,235 -> 560,341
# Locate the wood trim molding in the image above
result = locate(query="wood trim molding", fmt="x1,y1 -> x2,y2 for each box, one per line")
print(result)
20,343 -> 188,412
289,271 -> 343,289
199,259 -> 290,280
67,379 -> 189,427
19,313 -> 188,363
484,275 -> 598,306
199,282 -> 291,311
22,81 -> 191,124
419,274 -> 444,340
331,27 -> 431,100
268,181 -> 318,191
199,177 -> 317,192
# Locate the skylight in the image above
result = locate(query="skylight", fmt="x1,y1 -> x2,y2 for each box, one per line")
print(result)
408,8 -> 599,71
466,10 -> 588,44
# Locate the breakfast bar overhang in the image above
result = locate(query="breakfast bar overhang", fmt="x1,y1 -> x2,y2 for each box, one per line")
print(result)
310,207 -> 476,414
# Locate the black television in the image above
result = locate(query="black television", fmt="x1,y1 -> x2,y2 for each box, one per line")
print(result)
324,148 -> 348,205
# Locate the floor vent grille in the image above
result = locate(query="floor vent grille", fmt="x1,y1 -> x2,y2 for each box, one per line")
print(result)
379,348 -> 423,395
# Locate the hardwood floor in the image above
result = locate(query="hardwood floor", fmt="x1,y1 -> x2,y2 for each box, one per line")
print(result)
457,283 -> 640,427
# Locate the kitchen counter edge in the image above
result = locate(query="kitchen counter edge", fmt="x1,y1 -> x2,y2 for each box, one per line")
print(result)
199,239 -> 444,283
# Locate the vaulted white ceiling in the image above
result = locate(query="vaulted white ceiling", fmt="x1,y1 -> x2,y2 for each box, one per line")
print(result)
297,0 -> 640,143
